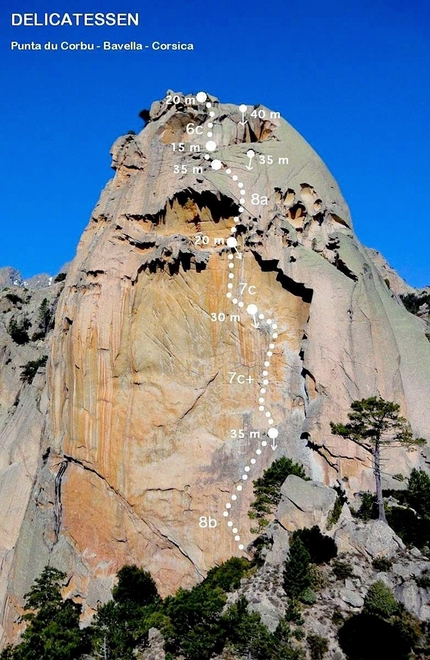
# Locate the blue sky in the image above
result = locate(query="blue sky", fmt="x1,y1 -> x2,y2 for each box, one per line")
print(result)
0,0 -> 429,286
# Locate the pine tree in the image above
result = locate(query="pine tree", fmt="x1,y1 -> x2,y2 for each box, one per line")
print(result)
13,566 -> 88,660
283,537 -> 311,600
331,397 -> 426,522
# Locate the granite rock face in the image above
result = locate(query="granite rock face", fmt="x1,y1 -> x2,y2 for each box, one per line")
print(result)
0,91 -> 429,644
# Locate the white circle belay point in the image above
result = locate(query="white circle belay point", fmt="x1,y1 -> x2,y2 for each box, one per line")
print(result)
268,428 -> 279,439
247,149 -> 255,158
239,104 -> 247,112
226,237 -> 237,248
206,141 -> 217,152
196,91 -> 207,103
211,159 -> 222,170
247,303 -> 258,315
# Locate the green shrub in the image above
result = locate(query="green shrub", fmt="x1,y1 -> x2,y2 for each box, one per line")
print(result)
372,557 -> 392,572
20,356 -> 48,384
386,506 -> 430,550
309,564 -> 328,591
332,558 -> 354,581
38,298 -> 53,335
112,564 -> 159,607
7,318 -> 30,344
300,587 -> 317,605
307,633 -> 329,659
249,457 -> 307,531
203,556 -> 250,592
293,526 -> 337,564
54,273 -> 67,283
338,613 -> 415,660
327,492 -> 345,529
363,581 -> 399,618
354,491 -> 378,520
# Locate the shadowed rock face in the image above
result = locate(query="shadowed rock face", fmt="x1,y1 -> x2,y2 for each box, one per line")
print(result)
0,91 -> 429,643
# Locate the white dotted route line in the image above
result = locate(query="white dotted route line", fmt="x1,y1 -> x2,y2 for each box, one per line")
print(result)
196,92 -> 280,553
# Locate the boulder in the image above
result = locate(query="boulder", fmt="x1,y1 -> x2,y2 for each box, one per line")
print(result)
334,519 -> 405,559
277,475 -> 337,532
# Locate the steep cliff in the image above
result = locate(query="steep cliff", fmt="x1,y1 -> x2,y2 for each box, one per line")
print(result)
0,91 -> 429,644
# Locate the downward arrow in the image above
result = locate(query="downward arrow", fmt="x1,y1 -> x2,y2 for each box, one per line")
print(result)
235,252 -> 243,260
271,440 -> 278,451
251,314 -> 260,328
239,120 -> 247,126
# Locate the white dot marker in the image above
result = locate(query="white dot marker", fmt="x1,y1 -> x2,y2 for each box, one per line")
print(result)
239,104 -> 247,112
232,298 -> 238,304
211,159 -> 222,171
242,474 -> 248,480
269,343 -> 275,349
226,237 -> 238,248
272,324 -> 278,329
256,449 -> 262,455
260,388 -> 266,394
244,466 -> 250,472
268,419 -> 274,425
262,440 -> 268,447
235,535 -> 240,541
226,503 -> 231,509
207,132 -> 213,138
228,254 -> 234,260
237,485 -> 242,491
196,91 -> 207,103
268,428 -> 279,439
208,122 -> 214,128
240,198 -> 245,204
228,283 -> 233,289
210,111 -> 215,117
263,379 -> 269,385
265,411 -> 271,418
267,319 -> 272,324
251,458 -> 256,464
229,273 -> 234,279
231,494 -> 237,501
247,149 -> 255,158
239,206 -> 244,212
238,302 -> 244,308
247,303 -> 258,315
223,511 -> 229,517
233,527 -> 238,533
228,521 -> 233,527
259,397 -> 265,403
272,332 -> 278,339
259,406 -> 264,411
238,544 -> 244,550
238,182 -> 243,188
226,293 -> 232,298
267,351 -> 273,357
258,313 -> 264,319
226,168 -> 231,174
233,175 -> 238,181
206,102 -> 212,108
206,141 -> 217,152
204,154 -> 210,160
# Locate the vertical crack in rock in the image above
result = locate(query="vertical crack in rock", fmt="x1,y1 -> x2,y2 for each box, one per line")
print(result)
54,460 -> 68,542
